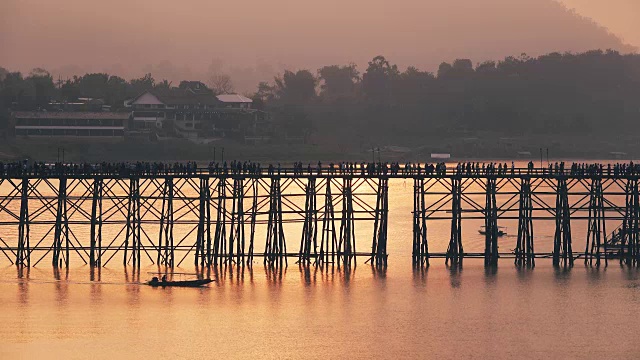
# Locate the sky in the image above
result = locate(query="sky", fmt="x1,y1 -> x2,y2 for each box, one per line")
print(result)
1,0 -> 638,92
560,0 -> 640,46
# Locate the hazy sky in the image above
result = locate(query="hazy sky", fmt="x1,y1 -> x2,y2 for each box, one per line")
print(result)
560,0 -> 640,46
1,0 -> 638,91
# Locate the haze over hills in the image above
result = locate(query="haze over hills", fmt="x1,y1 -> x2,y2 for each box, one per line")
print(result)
1,0 -> 637,92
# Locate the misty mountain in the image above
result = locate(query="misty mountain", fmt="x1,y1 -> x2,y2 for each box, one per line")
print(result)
1,0 -> 636,92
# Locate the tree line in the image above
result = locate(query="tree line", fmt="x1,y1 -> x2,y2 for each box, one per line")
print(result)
2,49 -> 640,139
258,50 -> 640,140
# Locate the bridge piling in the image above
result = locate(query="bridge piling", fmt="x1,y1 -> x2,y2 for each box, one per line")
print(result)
319,179 -> 337,266
484,177 -> 499,266
338,177 -> 356,267
585,177 -> 606,267
412,177 -> 429,267
553,178 -> 573,267
515,177 -> 534,267
89,178 -> 103,267
213,177 -> 227,266
264,177 -> 286,267
370,177 -> 389,267
4,164 -> 640,270
298,177 -> 317,264
16,178 -> 30,267
446,177 -> 463,266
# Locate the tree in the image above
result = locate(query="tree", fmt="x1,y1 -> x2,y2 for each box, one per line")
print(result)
393,66 -> 435,104
24,68 -> 55,108
60,77 -> 81,102
362,55 -> 399,104
130,73 -> 155,96
207,74 -> 234,95
0,67 -> 8,82
106,76 -> 129,107
317,64 -> 359,99
78,73 -> 109,99
254,81 -> 276,102
273,70 -> 317,104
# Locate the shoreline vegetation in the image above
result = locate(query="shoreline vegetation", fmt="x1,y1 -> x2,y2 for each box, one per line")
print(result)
2,133 -> 638,163
2,50 -> 640,162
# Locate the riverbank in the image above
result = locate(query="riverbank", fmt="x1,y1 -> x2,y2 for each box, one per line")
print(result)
0,133 -> 637,162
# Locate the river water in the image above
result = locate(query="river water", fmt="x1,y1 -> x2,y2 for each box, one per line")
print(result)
2,167 -> 640,359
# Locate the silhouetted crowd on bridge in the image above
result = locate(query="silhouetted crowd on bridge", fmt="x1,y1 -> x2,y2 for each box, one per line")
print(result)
1,159 -> 640,178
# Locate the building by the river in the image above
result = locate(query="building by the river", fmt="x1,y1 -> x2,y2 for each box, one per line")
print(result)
11,111 -> 128,137
125,81 -> 267,139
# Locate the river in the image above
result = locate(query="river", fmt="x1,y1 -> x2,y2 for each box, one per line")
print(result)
1,163 -> 640,359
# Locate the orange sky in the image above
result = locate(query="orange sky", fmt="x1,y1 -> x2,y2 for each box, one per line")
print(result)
1,0 -> 638,91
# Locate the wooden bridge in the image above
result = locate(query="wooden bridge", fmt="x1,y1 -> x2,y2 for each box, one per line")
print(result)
0,164 -> 638,269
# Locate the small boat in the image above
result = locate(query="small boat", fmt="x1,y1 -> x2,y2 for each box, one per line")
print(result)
145,273 -> 214,287
478,226 -> 507,237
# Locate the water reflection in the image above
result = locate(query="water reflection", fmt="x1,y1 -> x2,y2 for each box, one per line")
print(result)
412,265 -> 428,286
90,266 -> 101,282
17,265 -> 29,279
210,264 -> 255,286
553,266 -> 572,285
447,265 -> 463,288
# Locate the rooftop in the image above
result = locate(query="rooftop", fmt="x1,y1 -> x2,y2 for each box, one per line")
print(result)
216,94 -> 253,103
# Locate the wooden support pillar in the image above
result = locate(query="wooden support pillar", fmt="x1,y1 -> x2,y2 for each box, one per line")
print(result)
484,177 -> 499,266
515,177 -> 535,267
585,177 -> 607,267
319,179 -> 337,266
553,177 -> 573,267
298,177 -> 317,264
157,177 -> 174,267
16,178 -> 30,267
228,177 -> 245,264
370,177 -> 388,267
53,177 -> 70,267
446,176 -> 463,266
125,177 -> 141,268
89,178 -> 103,267
247,178 -> 258,266
412,177 -> 429,267
338,177 -> 356,267
620,178 -> 639,266
213,177 -> 227,265
264,177 -> 286,267
195,176 -> 211,266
